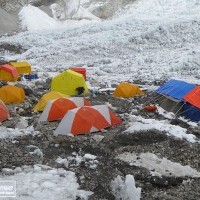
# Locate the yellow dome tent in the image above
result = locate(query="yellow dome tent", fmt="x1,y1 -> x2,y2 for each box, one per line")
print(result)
113,82 -> 145,98
51,70 -> 88,96
33,91 -> 70,111
0,85 -> 25,104
9,61 -> 32,74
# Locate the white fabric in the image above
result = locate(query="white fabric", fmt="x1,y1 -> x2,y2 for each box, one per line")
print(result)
70,97 -> 85,107
54,105 -> 112,135
38,100 -> 53,122
39,97 -> 85,122
93,105 -> 111,124
54,109 -> 77,135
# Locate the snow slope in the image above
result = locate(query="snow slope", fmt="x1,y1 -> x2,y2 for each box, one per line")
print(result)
19,5 -> 99,31
1,0 -> 200,85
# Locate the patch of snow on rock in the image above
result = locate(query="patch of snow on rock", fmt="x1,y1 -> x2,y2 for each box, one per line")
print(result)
56,153 -> 98,169
0,126 -> 39,140
0,165 -> 93,200
117,152 -> 200,177
126,115 -> 197,143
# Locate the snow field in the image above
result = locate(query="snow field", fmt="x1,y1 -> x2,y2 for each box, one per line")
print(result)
0,0 -> 200,85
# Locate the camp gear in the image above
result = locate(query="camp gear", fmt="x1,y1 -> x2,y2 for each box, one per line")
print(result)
155,79 -> 200,121
39,97 -> 92,122
0,85 -> 25,104
33,91 -> 70,111
144,105 -> 157,112
54,105 -> 122,135
24,73 -> 38,80
113,82 -> 145,98
0,64 -> 19,82
51,69 -> 88,96
9,61 -> 32,74
156,79 -> 195,101
0,100 -> 9,122
70,67 -> 86,80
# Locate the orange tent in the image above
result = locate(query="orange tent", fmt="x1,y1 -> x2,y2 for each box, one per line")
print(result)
0,64 -> 19,82
183,86 -> 200,109
0,85 -> 25,104
0,100 -> 9,122
39,97 -> 92,122
113,82 -> 145,98
54,105 -> 122,135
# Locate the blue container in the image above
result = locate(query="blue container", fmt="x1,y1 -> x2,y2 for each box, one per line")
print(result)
24,73 -> 38,80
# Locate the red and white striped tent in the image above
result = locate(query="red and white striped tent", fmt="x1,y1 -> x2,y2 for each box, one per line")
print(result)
39,97 -> 91,122
54,105 -> 122,135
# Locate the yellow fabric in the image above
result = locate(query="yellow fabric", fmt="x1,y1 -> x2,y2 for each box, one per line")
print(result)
113,82 -> 145,98
0,70 -> 18,82
33,91 -> 70,111
9,62 -> 32,74
51,69 -> 88,95
0,85 -> 25,104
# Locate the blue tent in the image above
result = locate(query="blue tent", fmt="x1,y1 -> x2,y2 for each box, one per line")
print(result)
182,103 -> 200,122
156,80 -> 195,101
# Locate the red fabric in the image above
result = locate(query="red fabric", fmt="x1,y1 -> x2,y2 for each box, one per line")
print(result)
0,64 -> 19,77
109,110 -> 122,125
70,68 -> 86,80
183,86 -> 200,109
71,107 -> 110,135
144,105 -> 157,112
0,101 -> 9,122
47,98 -> 92,121
48,98 -> 77,121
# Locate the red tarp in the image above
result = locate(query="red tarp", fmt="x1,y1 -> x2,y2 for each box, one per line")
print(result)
183,86 -> 200,109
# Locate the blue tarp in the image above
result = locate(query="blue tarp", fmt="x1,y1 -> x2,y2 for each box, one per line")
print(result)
156,80 -> 196,101
182,103 -> 200,122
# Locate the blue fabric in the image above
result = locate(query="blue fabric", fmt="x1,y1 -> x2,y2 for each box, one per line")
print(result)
182,103 -> 200,122
156,80 -> 195,101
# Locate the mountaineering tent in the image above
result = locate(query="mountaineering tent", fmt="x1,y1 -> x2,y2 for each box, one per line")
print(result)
54,105 -> 122,135
51,69 -> 88,96
182,86 -> 200,121
0,100 -> 9,122
9,61 -> 32,74
155,79 -> 195,113
0,64 -> 19,82
0,85 -> 25,104
113,82 -> 145,98
33,91 -> 70,111
39,97 -> 92,122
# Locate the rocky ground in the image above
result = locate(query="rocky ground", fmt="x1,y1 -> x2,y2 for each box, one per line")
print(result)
0,76 -> 200,199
